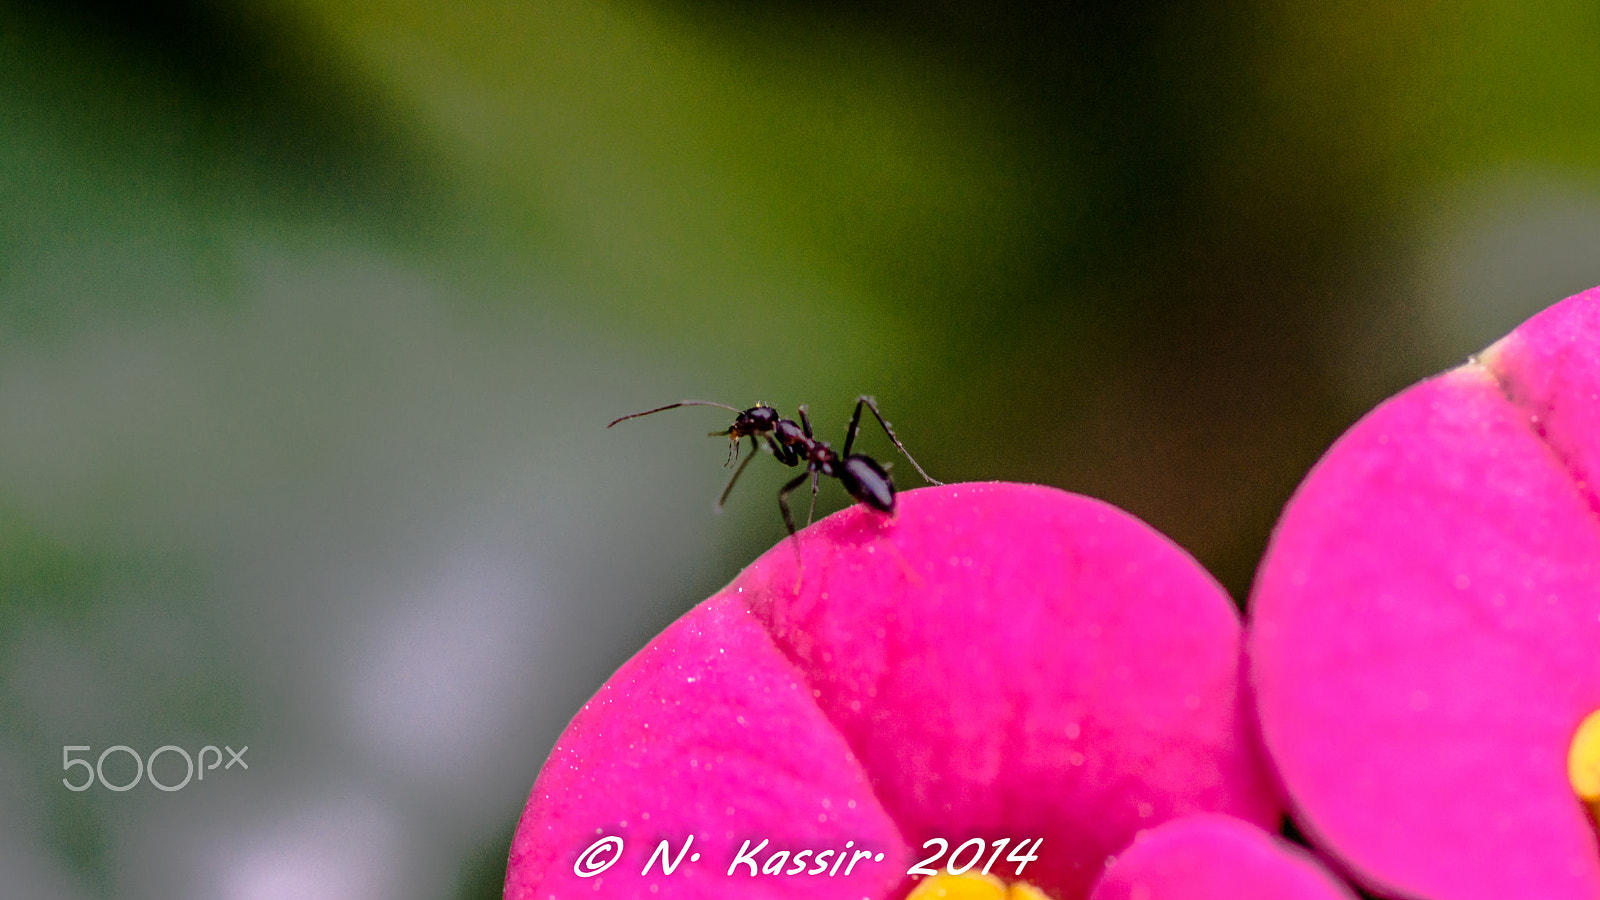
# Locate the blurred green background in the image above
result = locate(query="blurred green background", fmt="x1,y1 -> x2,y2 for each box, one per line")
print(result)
2,1 -> 1597,898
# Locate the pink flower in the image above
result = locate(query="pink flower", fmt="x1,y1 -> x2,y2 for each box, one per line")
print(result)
1249,286 -> 1600,899
1088,814 -> 1357,900
506,483 -> 1283,899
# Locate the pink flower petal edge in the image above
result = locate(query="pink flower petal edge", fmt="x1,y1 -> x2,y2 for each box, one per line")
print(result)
1481,284 -> 1600,517
1088,814 -> 1358,900
506,592 -> 910,900
509,482 -> 1279,899
1249,286 -> 1600,900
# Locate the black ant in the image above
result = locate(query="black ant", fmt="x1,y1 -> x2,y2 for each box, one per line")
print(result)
607,396 -> 941,536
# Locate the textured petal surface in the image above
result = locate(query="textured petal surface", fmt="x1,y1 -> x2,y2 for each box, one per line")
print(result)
1250,287 -> 1600,900
731,483 -> 1278,899
505,593 -> 910,899
1088,815 -> 1356,900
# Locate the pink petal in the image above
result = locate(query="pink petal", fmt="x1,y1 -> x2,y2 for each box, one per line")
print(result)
1250,287 -> 1600,899
732,483 -> 1278,899
1088,814 -> 1357,900
509,483 -> 1277,899
1482,284 -> 1600,516
505,593 -> 910,899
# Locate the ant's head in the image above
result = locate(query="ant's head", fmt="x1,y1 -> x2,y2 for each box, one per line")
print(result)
725,404 -> 780,439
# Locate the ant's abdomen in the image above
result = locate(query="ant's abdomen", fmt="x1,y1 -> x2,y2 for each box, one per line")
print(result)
839,455 -> 895,513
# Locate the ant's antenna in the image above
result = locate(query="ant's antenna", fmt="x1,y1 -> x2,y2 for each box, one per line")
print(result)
607,400 -> 741,429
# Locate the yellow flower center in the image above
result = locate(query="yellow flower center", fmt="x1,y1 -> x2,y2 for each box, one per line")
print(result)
905,872 -> 1054,900
1568,709 -> 1600,814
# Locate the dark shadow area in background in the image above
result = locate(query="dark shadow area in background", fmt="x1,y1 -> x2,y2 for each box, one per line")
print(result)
664,0 -> 1391,599
4,0 -> 441,242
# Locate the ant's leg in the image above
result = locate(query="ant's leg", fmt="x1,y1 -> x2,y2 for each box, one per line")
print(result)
777,471 -> 811,537
723,434 -> 742,467
797,404 -> 814,438
805,471 -> 820,527
846,395 -> 942,485
843,399 -> 865,456
716,439 -> 759,510
767,434 -> 798,467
